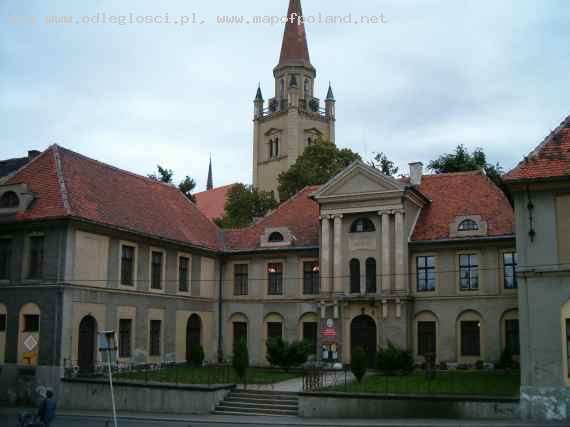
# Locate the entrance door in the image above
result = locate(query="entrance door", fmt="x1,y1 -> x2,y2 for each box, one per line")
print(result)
186,314 -> 201,363
350,315 -> 377,367
78,315 -> 97,374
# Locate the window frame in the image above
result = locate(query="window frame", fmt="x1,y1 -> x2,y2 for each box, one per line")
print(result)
177,254 -> 191,293
302,321 -> 318,355
0,191 -> 19,209
302,260 -> 320,295
149,248 -> 165,292
416,255 -> 437,292
0,238 -> 12,281
417,321 -> 437,357
149,319 -> 162,357
349,259 -> 360,293
460,320 -> 481,357
0,313 -> 6,332
233,263 -> 249,296
23,314 -> 40,333
505,318 -> 520,356
120,243 -> 137,287
233,321 -> 248,351
459,253 -> 479,291
267,321 -> 283,340
458,219 -> 479,231
118,318 -> 133,359
365,258 -> 377,294
268,232 -> 284,243
503,251 -> 518,290
27,234 -> 44,281
267,262 -> 284,296
349,217 -> 376,233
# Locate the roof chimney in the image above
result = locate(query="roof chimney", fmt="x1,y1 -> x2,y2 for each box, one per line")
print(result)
409,162 -> 423,186
28,150 -> 40,160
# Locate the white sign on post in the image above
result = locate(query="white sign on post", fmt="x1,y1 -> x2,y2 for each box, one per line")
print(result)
99,331 -> 119,427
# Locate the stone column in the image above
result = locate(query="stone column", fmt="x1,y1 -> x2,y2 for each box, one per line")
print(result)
381,212 -> 391,291
320,216 -> 331,293
394,211 -> 406,291
333,214 -> 343,294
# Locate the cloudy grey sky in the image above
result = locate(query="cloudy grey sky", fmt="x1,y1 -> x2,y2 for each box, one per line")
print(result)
2,0 -> 569,191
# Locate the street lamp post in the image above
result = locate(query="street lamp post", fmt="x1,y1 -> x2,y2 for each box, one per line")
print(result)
99,330 -> 118,427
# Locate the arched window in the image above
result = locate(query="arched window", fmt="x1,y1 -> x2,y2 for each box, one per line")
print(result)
365,258 -> 377,294
458,219 -> 479,231
350,259 -> 360,293
18,303 -> 40,366
0,191 -> 19,209
280,79 -> 285,98
350,218 -> 376,233
304,79 -> 310,98
268,232 -> 284,243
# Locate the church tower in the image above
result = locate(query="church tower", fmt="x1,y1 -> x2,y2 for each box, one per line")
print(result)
252,0 -> 336,196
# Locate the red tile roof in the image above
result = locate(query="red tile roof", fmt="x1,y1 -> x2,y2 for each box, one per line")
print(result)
412,171 -> 514,241
5,145 -> 222,251
505,116 -> 570,182
278,0 -> 312,68
194,184 -> 237,221
224,186 -> 320,251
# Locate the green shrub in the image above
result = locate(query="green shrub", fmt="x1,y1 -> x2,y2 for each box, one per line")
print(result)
351,347 -> 368,383
266,338 -> 310,371
475,360 -> 485,370
189,345 -> 205,367
497,347 -> 514,370
376,341 -> 414,375
232,338 -> 249,381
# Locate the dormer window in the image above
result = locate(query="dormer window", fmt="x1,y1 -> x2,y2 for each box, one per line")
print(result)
268,232 -> 284,243
0,191 -> 19,209
458,219 -> 479,232
350,218 -> 376,233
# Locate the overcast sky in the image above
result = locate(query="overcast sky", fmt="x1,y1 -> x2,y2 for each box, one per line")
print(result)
2,0 -> 569,191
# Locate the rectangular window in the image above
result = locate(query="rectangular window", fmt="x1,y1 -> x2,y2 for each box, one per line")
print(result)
233,321 -> 247,351
0,239 -> 11,280
28,236 -> 44,280
149,319 -> 161,356
120,245 -> 135,286
303,322 -> 318,355
179,256 -> 190,292
503,252 -> 518,290
23,314 -> 39,333
303,261 -> 319,295
416,256 -> 436,292
459,254 -> 479,291
418,321 -> 436,356
461,321 -> 481,356
267,263 -> 283,295
505,319 -> 520,355
150,251 -> 163,290
0,314 -> 6,332
234,264 -> 248,296
267,322 -> 283,340
119,319 -> 132,358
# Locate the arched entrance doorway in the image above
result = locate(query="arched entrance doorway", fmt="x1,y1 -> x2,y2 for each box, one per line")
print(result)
78,315 -> 97,374
186,314 -> 202,363
351,315 -> 377,367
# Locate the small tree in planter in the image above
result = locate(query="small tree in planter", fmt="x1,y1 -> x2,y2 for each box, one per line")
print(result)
376,341 -> 414,375
351,347 -> 368,383
232,338 -> 249,386
266,338 -> 311,371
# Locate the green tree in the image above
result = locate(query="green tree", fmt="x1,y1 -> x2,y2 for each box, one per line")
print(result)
178,176 -> 197,201
376,341 -> 414,375
369,152 -> 399,176
351,347 -> 368,383
216,184 -> 278,228
148,165 -> 174,183
232,338 -> 250,383
277,140 -> 361,201
265,338 -> 311,371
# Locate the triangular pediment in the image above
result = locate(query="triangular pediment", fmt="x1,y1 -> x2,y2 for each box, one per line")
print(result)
313,160 -> 406,200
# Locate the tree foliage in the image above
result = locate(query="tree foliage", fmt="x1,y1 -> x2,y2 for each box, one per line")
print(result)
265,338 -> 311,371
277,140 -> 361,201
189,345 -> 205,367
232,338 -> 249,381
148,165 -> 197,201
376,341 -> 414,375
216,183 -> 278,229
351,347 -> 368,383
369,152 -> 399,176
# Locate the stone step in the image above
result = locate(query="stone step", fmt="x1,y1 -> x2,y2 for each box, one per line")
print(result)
226,395 -> 298,405
215,404 -> 298,416
219,400 -> 298,411
213,409 -> 294,417
232,391 -> 299,400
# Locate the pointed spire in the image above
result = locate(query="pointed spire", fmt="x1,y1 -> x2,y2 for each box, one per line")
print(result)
255,83 -> 263,101
278,0 -> 312,68
206,156 -> 213,191
326,82 -> 335,101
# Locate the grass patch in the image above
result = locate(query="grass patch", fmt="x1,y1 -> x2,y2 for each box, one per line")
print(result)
328,371 -> 520,397
116,365 -> 300,385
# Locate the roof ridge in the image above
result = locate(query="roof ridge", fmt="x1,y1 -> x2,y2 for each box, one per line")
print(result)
52,145 -> 72,215
194,183 -> 238,197
55,145 -> 183,191
423,170 -> 483,178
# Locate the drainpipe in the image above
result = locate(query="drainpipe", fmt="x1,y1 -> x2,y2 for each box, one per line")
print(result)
217,257 -> 224,363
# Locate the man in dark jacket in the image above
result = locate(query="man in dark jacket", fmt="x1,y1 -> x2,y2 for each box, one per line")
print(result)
38,389 -> 56,427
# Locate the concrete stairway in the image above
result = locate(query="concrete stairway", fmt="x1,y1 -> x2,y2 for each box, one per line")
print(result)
214,389 -> 299,416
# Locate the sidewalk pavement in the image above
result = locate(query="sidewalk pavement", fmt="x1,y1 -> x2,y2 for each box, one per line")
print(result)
0,407 -> 554,427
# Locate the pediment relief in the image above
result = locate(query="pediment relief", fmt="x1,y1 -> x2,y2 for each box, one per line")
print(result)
313,161 -> 405,200
264,128 -> 283,136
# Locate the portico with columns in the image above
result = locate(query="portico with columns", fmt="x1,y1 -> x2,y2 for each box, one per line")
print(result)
312,161 -> 428,364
